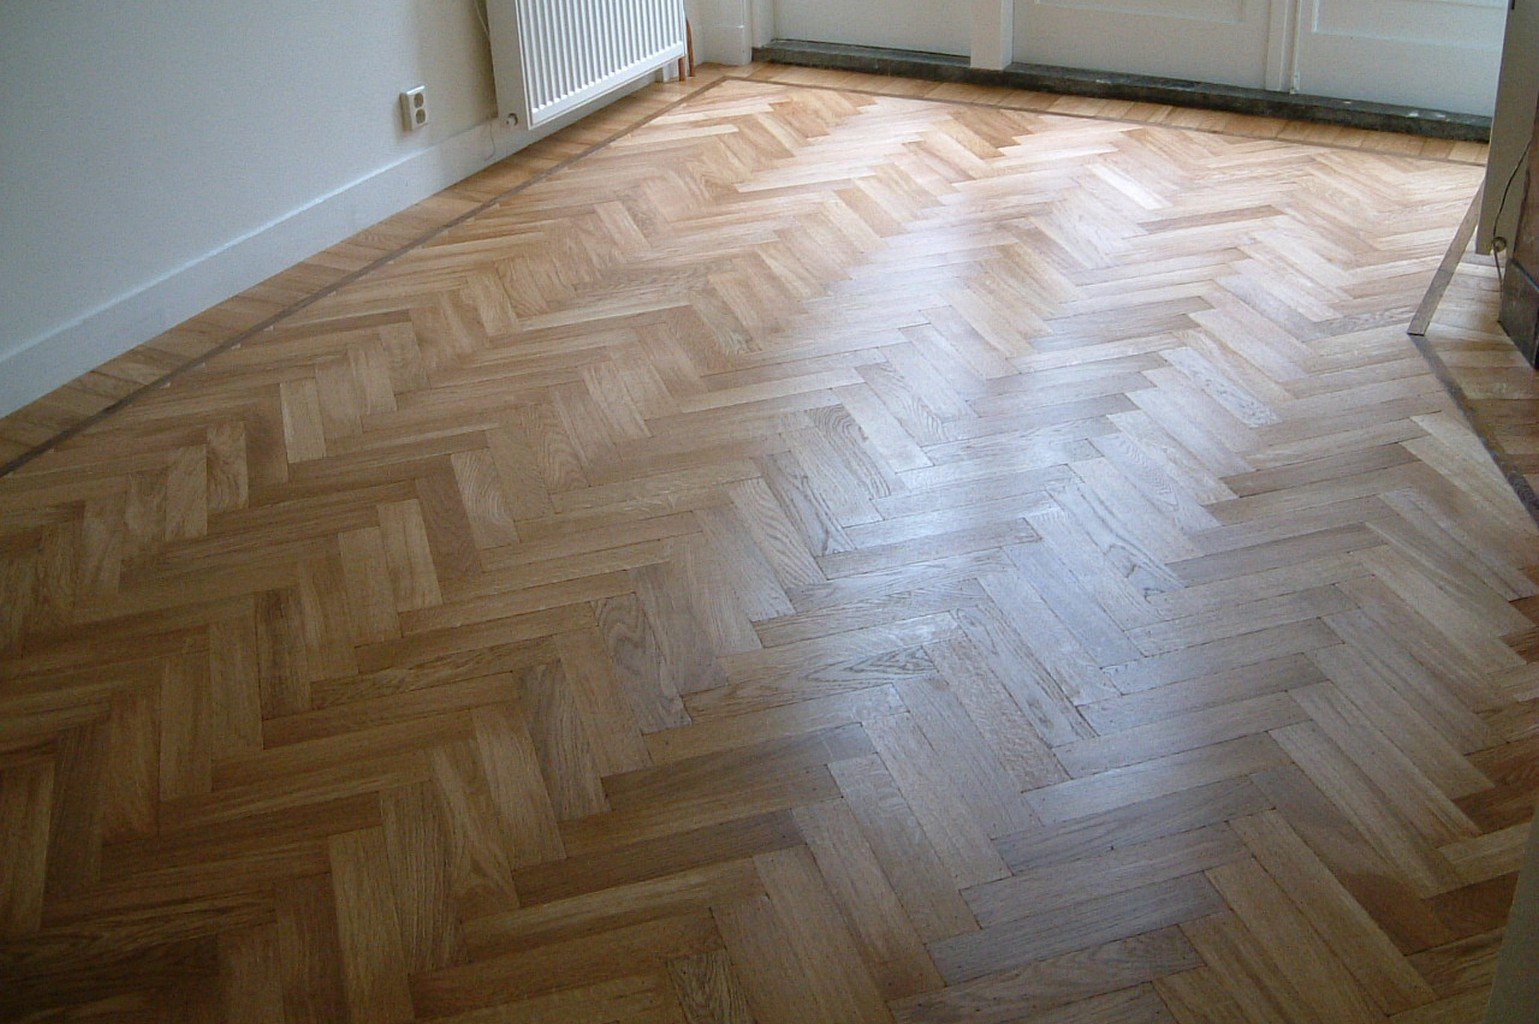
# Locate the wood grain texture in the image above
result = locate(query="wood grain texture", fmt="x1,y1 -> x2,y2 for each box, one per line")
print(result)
0,64 -> 1529,1023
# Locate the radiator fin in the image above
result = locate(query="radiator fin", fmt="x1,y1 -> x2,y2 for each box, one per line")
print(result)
487,0 -> 687,128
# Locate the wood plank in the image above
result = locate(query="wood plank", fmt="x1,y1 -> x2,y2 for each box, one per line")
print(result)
1229,810 -> 1436,1014
891,927 -> 1200,1024
930,874 -> 1225,983
326,827 -> 414,1024
0,758 -> 53,938
964,824 -> 1245,927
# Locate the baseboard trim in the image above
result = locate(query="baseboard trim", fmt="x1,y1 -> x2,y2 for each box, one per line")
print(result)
754,40 -> 1492,144
0,72 -> 660,420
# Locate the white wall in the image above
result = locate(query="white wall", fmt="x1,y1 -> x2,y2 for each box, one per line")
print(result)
0,0 -> 671,417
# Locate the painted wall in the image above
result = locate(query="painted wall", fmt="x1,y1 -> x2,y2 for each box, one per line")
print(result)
0,0 -> 710,417
1479,0 -> 1539,254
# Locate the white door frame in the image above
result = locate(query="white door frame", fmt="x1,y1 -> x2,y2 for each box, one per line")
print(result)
1265,0 -> 1301,91
973,0 -> 1014,70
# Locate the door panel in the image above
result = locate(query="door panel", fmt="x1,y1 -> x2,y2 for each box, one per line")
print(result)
1292,0 -> 1504,115
767,0 -> 1504,115
1012,0 -> 1277,89
775,0 -> 971,56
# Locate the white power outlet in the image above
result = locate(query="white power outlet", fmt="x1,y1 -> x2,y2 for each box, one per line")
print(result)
400,86 -> 429,131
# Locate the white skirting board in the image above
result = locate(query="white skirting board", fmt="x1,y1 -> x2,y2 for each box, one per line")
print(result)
0,73 -> 657,420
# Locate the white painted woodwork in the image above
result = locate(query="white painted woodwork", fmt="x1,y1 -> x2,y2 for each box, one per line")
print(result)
757,0 -> 1506,114
686,0 -> 755,63
972,0 -> 1015,69
773,0 -> 972,56
1012,0 -> 1278,89
1290,0 -> 1505,115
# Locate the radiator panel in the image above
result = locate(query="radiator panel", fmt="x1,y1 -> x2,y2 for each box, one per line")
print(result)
487,0 -> 686,128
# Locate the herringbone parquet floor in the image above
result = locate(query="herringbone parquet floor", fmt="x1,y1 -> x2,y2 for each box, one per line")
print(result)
2,69 -> 1536,1023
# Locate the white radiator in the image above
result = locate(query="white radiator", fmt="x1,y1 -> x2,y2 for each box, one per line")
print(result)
486,0 -> 687,129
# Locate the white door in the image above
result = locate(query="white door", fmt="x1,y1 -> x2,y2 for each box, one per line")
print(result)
774,0 -> 972,56
1290,0 -> 1505,115
1012,0 -> 1284,90
765,0 -> 1505,115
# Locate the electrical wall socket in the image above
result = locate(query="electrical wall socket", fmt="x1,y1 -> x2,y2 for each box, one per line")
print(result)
400,86 -> 428,131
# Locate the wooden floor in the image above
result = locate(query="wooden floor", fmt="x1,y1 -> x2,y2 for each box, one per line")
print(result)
0,63 -> 1490,473
3,66 -> 1537,1023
